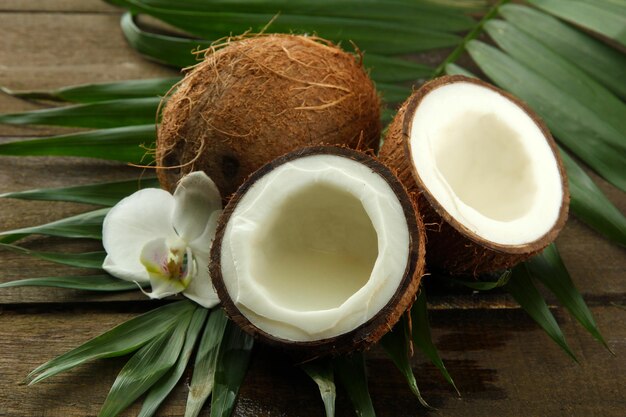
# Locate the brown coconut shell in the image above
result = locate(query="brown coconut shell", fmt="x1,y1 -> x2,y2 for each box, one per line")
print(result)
210,146 -> 425,358
157,34 -> 381,198
379,75 -> 569,276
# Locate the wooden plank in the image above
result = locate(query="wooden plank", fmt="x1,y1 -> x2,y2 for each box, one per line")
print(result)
0,12 -> 176,137
0,305 -> 623,416
0,1 -> 118,13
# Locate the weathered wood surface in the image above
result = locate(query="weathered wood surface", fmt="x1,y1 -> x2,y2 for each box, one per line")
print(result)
1,2 -> 625,417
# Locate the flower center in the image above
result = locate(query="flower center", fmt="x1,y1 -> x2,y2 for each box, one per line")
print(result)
140,238 -> 197,295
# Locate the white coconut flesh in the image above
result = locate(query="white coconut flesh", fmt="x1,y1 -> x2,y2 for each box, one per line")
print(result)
410,81 -> 563,246
220,154 -> 410,342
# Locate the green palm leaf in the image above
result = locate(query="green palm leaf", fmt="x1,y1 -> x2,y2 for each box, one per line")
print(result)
210,321 -> 254,417
500,4 -> 626,99
0,274 -> 139,292
561,150 -> 626,246
0,243 -> 105,269
362,54 -> 432,83
111,0 -> 476,31
333,353 -> 376,417
0,97 -> 160,128
137,307 -> 208,417
0,208 -> 109,244
120,13 -> 210,68
450,271 -> 511,291
0,177 -> 159,206
483,19 -> 626,153
444,62 -> 476,77
527,0 -> 626,46
380,315 -> 432,409
111,1 -> 462,55
120,12 -> 434,87
301,359 -> 336,417
1,77 -> 179,103
505,265 -> 577,361
0,125 -> 156,163
98,306 -> 195,417
527,245 -> 611,351
28,300 -> 196,384
466,40 -> 626,192
377,83 -> 411,105
411,290 -> 459,395
184,308 -> 229,417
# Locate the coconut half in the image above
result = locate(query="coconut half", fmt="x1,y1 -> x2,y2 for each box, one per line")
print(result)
380,75 -> 569,275
210,146 -> 425,356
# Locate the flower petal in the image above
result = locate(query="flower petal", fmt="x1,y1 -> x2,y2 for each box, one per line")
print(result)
103,256 -> 149,283
102,188 -> 176,281
188,210 -> 222,259
183,263 -> 220,308
172,171 -> 222,243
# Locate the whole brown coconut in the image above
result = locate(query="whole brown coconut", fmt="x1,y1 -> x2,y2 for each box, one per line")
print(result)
380,75 -> 569,276
157,34 -> 381,197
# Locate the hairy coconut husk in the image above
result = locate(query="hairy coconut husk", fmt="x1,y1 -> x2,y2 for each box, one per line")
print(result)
157,34 -> 381,198
210,146 -> 425,357
380,75 -> 569,275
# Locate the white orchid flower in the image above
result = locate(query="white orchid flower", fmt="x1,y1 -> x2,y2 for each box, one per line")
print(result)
102,172 -> 222,308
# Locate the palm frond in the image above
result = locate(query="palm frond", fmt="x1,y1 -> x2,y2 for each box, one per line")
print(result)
28,300 -> 196,384
301,359 -> 336,417
1,77 -> 179,103
0,98 -> 160,128
0,177 -> 159,206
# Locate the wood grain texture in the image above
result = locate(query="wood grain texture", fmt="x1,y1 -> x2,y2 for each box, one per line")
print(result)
0,3 -> 625,417
0,1 -> 118,13
0,306 -> 624,417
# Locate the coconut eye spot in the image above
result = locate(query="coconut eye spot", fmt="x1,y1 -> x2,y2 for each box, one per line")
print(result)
251,183 -> 378,312
433,111 -> 537,222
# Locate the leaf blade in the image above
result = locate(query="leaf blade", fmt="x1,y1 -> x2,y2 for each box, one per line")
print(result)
363,54 -> 432,84
527,244 -> 611,351
0,125 -> 156,163
0,176 -> 160,206
301,359 -> 336,417
115,3 -> 462,55
0,242 -> 105,269
0,274 -> 139,292
411,290 -> 459,395
0,208 -> 109,244
380,315 -> 432,409
210,320 -> 254,417
500,4 -> 626,99
0,97 -> 160,128
120,13 -> 210,68
505,264 -> 577,361
29,300 -> 196,384
137,307 -> 208,417
1,77 -> 180,103
527,0 -> 626,46
113,0 -> 476,31
561,150 -> 626,246
333,353 -> 376,417
98,306 -> 195,417
184,308 -> 229,417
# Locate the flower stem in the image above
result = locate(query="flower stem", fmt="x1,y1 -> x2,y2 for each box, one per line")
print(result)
431,0 -> 511,78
